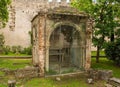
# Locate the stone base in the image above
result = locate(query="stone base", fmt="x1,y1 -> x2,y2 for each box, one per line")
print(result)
87,69 -> 113,81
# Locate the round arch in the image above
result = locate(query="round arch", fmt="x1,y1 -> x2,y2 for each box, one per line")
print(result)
47,21 -> 85,42
45,21 -> 86,74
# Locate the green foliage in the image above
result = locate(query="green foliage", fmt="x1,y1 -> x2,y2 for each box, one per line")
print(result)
0,0 -> 11,28
0,34 -> 4,46
21,46 -> 32,55
11,45 -> 32,55
28,31 -> 33,45
16,45 -> 22,53
105,39 -> 120,65
71,0 -> 94,14
0,34 -> 5,54
12,46 -> 22,54
72,0 -> 120,47
72,0 -> 120,62
11,46 -> 18,53
0,45 -> 32,55
3,45 -> 11,54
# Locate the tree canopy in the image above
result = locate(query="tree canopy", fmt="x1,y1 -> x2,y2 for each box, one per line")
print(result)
72,0 -> 120,62
0,0 -> 11,28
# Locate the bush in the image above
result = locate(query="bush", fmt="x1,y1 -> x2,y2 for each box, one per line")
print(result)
105,39 -> 120,66
11,46 -> 17,53
0,34 -> 5,54
3,45 -> 11,55
0,45 -> 32,55
16,45 -> 22,53
11,45 -> 23,54
25,46 -> 32,55
21,46 -> 32,55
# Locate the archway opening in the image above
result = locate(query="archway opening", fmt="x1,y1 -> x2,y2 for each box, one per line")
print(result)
47,25 -> 85,75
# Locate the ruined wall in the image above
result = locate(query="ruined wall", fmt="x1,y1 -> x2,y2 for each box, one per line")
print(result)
0,0 -> 70,47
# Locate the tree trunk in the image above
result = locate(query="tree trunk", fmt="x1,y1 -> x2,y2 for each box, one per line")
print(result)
96,46 -> 100,63
110,33 -> 114,42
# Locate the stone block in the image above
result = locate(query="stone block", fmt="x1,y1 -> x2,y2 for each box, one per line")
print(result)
105,84 -> 112,87
15,66 -> 39,79
87,69 -> 113,81
108,77 -> 120,87
8,80 -> 16,87
99,70 -> 113,81
87,78 -> 94,84
87,69 -> 99,80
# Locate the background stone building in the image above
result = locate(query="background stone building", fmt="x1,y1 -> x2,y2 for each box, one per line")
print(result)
0,0 -> 71,47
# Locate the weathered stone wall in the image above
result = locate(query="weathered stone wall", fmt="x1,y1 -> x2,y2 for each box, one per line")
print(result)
0,0 -> 70,47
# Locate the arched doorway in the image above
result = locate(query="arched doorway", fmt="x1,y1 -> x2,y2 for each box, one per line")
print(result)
47,25 -> 85,75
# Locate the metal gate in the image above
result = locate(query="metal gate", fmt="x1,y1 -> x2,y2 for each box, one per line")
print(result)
47,25 -> 84,75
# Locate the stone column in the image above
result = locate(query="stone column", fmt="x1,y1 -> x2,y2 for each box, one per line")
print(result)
85,19 -> 92,70
45,41 -> 49,71
38,14 -> 46,76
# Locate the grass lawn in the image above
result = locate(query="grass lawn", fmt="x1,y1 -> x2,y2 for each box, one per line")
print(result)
22,76 -> 105,87
0,58 -> 32,70
91,51 -> 105,56
91,58 -> 120,78
0,56 -> 120,87
0,58 -> 32,87
0,58 -> 105,87
22,58 -> 120,87
0,53 -> 31,56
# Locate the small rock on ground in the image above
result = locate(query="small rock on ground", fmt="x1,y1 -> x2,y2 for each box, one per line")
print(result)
105,84 -> 112,87
56,77 -> 61,81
